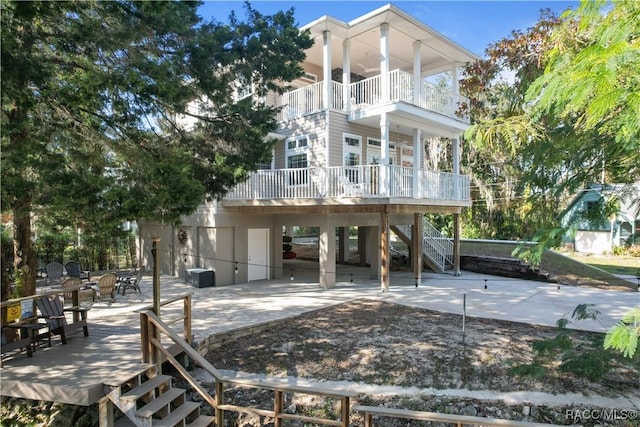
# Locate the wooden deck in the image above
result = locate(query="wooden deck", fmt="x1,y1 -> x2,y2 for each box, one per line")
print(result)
1,311 -> 145,405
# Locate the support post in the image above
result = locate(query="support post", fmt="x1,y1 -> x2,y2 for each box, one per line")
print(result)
151,238 -> 160,315
323,30 -> 332,110
453,213 -> 461,276
343,39 -> 351,112
413,213 -> 423,286
380,209 -> 390,292
358,226 -> 367,267
413,128 -> 422,198
319,218 -> 336,289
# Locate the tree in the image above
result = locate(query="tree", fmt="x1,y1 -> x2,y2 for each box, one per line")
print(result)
460,9 -> 564,240
1,1 -> 313,296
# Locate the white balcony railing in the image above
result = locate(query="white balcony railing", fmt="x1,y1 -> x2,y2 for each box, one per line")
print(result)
225,165 -> 470,202
278,70 -> 470,123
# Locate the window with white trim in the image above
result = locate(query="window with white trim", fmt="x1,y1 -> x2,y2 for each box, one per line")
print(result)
343,133 -> 362,182
286,135 -> 309,185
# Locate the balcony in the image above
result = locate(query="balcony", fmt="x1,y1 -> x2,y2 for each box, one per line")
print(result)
224,165 -> 470,205
276,69 -> 470,124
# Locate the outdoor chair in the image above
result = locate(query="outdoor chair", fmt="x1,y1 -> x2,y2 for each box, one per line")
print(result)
36,294 -> 89,345
95,273 -> 118,303
118,267 -> 144,296
64,261 -> 89,281
45,262 -> 64,286
338,175 -> 365,197
61,277 -> 94,306
115,265 -> 137,286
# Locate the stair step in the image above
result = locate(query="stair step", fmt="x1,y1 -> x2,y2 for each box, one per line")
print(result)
153,401 -> 200,427
103,363 -> 157,387
120,374 -> 172,402
136,387 -> 186,418
188,415 -> 215,427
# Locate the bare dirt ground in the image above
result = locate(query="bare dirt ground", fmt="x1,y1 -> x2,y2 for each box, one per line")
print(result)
198,300 -> 639,426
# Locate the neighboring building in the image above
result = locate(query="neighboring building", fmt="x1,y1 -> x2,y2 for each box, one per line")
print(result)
139,4 -> 478,290
560,183 -> 640,254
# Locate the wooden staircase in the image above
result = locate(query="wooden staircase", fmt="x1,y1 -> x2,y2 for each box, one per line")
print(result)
104,364 -> 214,427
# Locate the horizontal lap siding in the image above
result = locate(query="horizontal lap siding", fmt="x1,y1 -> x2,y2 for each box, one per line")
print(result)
275,112 -> 326,168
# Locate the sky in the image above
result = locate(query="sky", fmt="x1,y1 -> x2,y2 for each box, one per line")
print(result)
198,1 -> 580,58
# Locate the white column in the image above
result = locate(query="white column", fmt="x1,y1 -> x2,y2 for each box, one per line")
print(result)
343,39 -> 351,112
413,40 -> 422,106
453,137 -> 460,199
319,217 -> 336,289
323,31 -> 332,110
380,112 -> 390,196
380,23 -> 389,102
452,64 -> 460,95
413,128 -> 422,198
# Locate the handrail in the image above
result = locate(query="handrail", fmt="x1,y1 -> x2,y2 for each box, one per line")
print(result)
354,405 -> 564,427
139,299 -> 354,427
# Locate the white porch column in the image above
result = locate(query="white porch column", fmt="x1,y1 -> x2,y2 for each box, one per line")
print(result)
343,39 -> 351,112
413,128 -> 422,198
319,217 -> 336,289
380,112 -> 390,196
452,137 -> 460,199
452,64 -> 460,95
380,23 -> 390,102
413,40 -> 422,106
323,31 -> 332,110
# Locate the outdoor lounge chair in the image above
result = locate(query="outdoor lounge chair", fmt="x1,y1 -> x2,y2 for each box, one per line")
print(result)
61,277 -> 94,306
64,261 -> 89,281
35,294 -> 89,345
118,267 -> 144,296
45,262 -> 64,286
95,273 -> 118,302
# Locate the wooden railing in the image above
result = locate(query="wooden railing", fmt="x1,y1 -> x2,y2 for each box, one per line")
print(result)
354,405 -> 563,427
139,294 -> 355,427
226,165 -> 470,201
139,294 -> 565,427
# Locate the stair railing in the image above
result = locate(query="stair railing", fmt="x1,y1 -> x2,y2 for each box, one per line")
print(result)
139,294 -> 355,427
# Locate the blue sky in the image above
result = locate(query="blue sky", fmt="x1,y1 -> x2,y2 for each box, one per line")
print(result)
198,1 -> 580,57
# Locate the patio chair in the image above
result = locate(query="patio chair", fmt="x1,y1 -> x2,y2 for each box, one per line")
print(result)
95,273 -> 118,303
36,294 -> 89,345
64,261 -> 89,281
115,265 -> 137,286
61,277 -> 94,306
338,175 -> 365,197
119,267 -> 144,296
45,262 -> 64,286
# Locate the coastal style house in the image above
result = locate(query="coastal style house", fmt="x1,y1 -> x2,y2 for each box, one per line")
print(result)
560,183 -> 640,254
139,4 -> 479,290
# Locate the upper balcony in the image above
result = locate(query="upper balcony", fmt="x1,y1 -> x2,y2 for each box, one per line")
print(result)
223,165 -> 470,208
276,69 -> 470,126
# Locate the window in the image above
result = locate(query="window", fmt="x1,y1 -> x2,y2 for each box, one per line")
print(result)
343,133 -> 362,182
286,135 -> 309,185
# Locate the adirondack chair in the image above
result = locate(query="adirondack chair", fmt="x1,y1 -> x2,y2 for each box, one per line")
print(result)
64,261 -> 89,281
95,273 -> 118,302
61,277 -> 94,306
45,262 -> 64,286
115,265 -> 137,286
35,294 -> 89,345
119,267 -> 144,296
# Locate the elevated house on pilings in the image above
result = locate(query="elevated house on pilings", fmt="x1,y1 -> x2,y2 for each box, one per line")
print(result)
139,4 -> 479,291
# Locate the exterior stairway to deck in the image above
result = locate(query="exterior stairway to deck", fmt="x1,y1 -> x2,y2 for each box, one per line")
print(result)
105,364 -> 214,427
391,221 -> 454,273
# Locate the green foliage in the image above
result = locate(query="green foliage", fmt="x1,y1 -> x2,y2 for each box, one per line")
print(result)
511,227 -> 565,267
604,308 -> 640,358
508,305 -> 634,382
1,1 -> 312,295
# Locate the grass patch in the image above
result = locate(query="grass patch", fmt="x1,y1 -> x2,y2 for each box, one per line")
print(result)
460,240 -> 636,290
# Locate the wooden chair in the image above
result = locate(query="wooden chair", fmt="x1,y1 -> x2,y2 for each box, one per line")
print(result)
45,262 -> 64,286
35,294 -> 89,345
61,277 -> 94,306
96,273 -> 118,302
64,261 -> 89,281
119,268 -> 144,296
